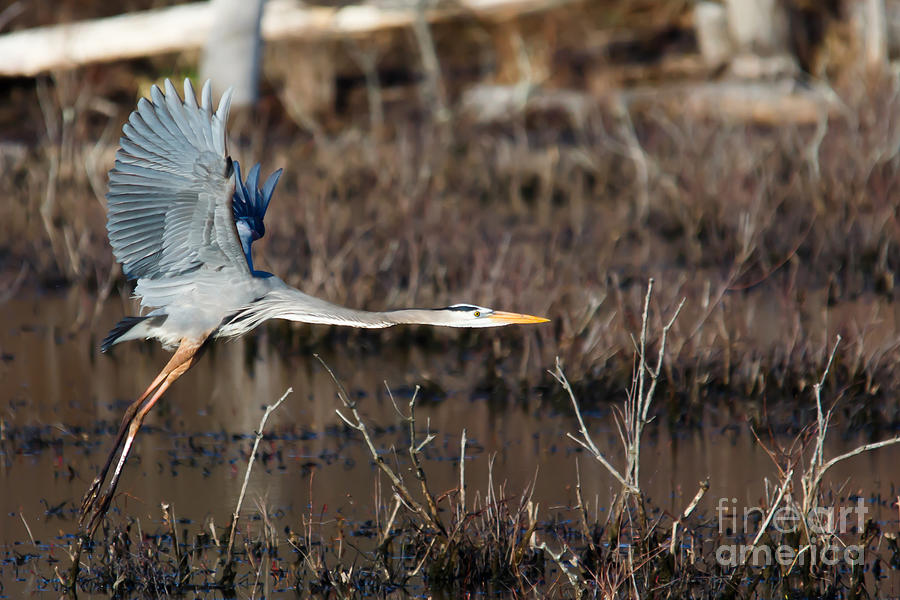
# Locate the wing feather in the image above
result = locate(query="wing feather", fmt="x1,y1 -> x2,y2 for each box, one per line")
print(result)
106,78 -> 249,280
183,79 -> 198,109
200,80 -> 213,112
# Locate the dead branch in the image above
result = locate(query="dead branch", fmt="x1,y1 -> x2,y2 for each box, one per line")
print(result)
388,383 -> 446,535
222,387 -> 292,572
669,478 -> 709,555
801,334 -> 900,518
459,428 -> 467,521
552,359 -> 634,492
317,355 -> 446,536
555,278 -> 686,500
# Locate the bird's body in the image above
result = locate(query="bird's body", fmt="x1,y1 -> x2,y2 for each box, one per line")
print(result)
79,79 -> 548,536
107,263 -> 530,352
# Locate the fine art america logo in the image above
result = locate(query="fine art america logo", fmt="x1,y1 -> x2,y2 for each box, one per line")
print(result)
714,497 -> 867,567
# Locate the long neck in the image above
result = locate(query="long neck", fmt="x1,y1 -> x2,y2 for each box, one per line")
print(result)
219,281 -> 449,337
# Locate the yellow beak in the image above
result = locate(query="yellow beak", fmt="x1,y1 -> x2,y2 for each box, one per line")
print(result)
487,311 -> 550,324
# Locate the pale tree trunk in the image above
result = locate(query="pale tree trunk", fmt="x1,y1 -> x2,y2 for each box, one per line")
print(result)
725,0 -> 789,55
201,0 -> 265,108
694,2 -> 732,67
865,0 -> 888,68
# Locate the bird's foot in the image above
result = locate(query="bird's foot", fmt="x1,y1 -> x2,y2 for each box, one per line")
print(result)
79,489 -> 115,538
79,477 -> 103,520
78,474 -> 112,535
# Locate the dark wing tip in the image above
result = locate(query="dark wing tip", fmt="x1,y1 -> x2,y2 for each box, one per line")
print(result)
101,316 -> 149,352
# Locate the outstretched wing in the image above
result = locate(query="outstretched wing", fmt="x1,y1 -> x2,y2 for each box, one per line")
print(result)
106,78 -> 249,280
232,160 -> 283,270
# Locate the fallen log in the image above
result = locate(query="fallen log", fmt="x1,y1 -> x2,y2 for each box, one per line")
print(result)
460,80 -> 838,126
623,79 -> 837,125
0,0 -> 578,77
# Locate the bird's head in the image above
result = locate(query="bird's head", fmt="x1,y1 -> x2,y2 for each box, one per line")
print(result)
433,304 -> 550,328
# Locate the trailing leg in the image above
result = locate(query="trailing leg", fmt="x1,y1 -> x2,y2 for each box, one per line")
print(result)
79,338 -> 207,536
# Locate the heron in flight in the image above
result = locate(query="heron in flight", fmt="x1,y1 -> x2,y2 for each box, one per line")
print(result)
79,79 -> 548,535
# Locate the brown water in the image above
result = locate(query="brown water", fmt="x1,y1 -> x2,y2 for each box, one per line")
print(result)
2,289 -> 900,596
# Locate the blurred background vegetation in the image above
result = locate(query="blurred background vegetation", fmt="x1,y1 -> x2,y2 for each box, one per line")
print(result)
2,0 -> 900,417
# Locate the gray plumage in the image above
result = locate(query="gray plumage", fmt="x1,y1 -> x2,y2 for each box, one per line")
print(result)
81,79 -> 547,536
103,78 -> 548,353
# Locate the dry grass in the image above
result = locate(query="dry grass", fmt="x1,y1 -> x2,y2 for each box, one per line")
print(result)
5,67 -> 900,414
3,3 -> 899,597
40,336 -> 897,598
2,3 -> 900,422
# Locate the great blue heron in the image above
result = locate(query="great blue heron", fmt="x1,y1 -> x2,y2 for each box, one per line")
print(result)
79,79 -> 548,535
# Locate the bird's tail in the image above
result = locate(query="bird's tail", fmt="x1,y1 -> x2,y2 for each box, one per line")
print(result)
101,315 -> 166,352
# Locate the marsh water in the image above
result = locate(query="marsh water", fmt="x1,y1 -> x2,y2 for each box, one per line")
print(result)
3,290 -> 900,596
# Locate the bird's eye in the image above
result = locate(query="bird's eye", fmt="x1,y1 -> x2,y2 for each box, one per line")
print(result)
473,311 -> 481,317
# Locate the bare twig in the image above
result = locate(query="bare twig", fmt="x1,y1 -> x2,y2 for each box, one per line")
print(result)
748,469 -> 793,564
552,360 -> 633,492
821,437 -> 900,475
379,494 -> 402,547
629,280 -> 685,488
669,479 -> 709,555
534,540 -> 584,598
555,278 -> 685,500
681,479 -> 709,521
800,334 -> 900,529
0,263 -> 28,306
459,428 -> 467,521
574,459 -> 597,555
409,536 -> 439,578
811,335 -> 841,474
208,516 -> 220,547
225,387 -> 292,561
19,510 -> 36,547
318,355 -> 446,536
398,385 -> 444,533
